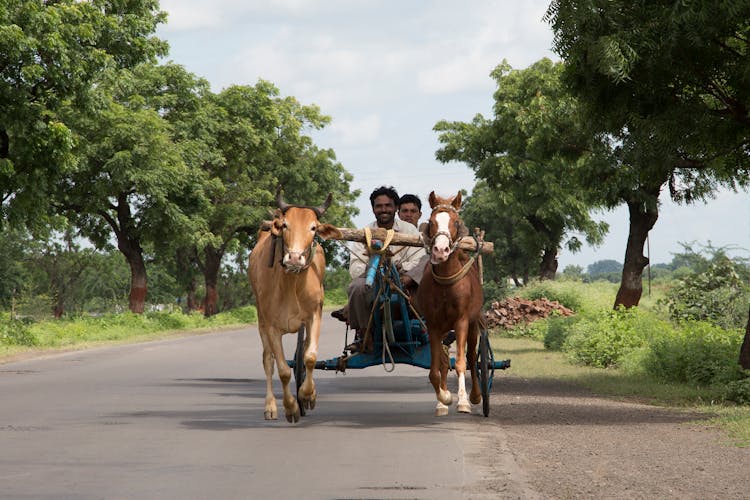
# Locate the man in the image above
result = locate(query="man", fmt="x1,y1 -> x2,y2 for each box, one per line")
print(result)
397,193 -> 422,228
343,186 -> 426,351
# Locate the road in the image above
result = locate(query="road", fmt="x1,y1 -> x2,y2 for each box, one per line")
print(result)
0,314 -> 532,499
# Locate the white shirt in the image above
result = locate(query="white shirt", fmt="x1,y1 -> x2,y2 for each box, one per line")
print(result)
348,219 -> 427,281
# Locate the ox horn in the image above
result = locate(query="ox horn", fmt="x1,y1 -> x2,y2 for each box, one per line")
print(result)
313,193 -> 333,217
275,187 -> 291,213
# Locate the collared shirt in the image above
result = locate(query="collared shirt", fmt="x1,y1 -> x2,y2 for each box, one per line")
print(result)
348,219 -> 427,280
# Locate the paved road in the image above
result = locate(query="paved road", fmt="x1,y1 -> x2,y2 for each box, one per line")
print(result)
0,315 -> 529,499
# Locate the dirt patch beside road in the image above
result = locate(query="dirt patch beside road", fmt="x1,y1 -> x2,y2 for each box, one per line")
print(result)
486,376 -> 749,499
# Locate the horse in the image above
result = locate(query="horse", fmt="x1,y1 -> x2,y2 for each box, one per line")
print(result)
416,191 -> 483,416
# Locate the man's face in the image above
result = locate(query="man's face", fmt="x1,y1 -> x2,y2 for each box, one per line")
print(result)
372,194 -> 396,228
398,202 -> 422,227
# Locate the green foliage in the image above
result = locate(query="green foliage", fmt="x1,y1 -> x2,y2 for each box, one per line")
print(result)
661,256 -> 749,330
563,306 -> 665,368
0,319 -> 37,346
482,279 -> 509,307
643,321 -> 744,386
543,315 -> 579,350
519,280 -> 582,312
724,377 -> 750,406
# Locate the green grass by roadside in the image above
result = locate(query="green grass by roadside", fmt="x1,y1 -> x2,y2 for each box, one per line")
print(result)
491,334 -> 750,447
0,307 -> 257,363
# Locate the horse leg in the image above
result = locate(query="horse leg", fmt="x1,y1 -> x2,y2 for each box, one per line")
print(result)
467,321 -> 482,405
260,330 -> 278,420
298,314 -> 320,411
268,331 -> 300,423
454,319 -> 472,414
429,333 -> 452,416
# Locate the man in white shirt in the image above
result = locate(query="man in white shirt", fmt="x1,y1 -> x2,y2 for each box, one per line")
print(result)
344,186 -> 426,352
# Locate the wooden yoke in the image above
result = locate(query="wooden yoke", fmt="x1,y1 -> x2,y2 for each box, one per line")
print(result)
259,221 -> 494,254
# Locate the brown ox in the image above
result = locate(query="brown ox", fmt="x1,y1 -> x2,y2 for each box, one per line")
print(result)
416,191 -> 482,416
248,191 -> 341,423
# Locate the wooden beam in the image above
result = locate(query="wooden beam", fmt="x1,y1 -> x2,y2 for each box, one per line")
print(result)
259,221 -> 494,253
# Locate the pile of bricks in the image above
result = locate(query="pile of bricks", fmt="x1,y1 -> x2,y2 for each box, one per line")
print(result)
483,297 -> 574,329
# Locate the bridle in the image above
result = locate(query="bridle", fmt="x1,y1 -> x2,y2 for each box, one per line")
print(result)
426,203 -> 476,285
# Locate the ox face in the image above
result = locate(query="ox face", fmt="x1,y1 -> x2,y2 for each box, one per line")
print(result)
271,206 -> 342,273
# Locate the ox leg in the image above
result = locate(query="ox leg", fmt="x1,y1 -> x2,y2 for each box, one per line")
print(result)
269,332 -> 300,423
429,332 -> 452,416
298,314 -> 321,411
260,331 -> 278,420
454,319 -> 472,414
468,321 -> 482,405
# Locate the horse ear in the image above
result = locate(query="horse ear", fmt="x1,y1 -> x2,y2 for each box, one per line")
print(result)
428,191 -> 438,208
452,191 -> 462,210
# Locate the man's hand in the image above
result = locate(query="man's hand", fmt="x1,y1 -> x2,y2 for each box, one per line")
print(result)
400,274 -> 414,287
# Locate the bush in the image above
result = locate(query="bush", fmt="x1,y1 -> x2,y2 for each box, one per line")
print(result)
724,377 -> 750,405
482,279 -> 509,307
563,307 -> 665,368
543,315 -> 579,351
643,321 -> 743,385
0,320 -> 37,346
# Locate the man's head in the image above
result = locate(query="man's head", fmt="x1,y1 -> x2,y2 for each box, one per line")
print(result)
397,194 -> 422,227
369,186 -> 399,229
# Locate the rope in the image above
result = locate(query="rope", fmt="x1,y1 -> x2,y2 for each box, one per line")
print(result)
429,256 -> 476,286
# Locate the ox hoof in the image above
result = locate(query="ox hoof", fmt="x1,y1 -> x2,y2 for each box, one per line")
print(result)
299,390 -> 317,411
457,402 -> 472,414
435,403 -> 450,417
264,410 -> 278,420
285,401 -> 301,423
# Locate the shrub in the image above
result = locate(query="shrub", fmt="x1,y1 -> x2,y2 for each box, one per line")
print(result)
643,321 -> 743,385
724,377 -> 750,405
543,315 -> 579,351
563,307 -> 664,368
661,257 -> 749,330
482,279 -> 508,307
0,320 -> 37,346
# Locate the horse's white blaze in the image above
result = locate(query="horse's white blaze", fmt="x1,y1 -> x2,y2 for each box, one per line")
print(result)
431,211 -> 452,264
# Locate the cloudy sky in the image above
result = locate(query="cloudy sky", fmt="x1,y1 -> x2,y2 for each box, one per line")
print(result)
156,0 -> 749,269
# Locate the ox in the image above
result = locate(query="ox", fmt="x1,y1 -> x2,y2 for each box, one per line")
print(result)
417,191 -> 482,416
248,191 -> 341,423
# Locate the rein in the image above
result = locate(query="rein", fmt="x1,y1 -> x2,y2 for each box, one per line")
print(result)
429,255 -> 476,285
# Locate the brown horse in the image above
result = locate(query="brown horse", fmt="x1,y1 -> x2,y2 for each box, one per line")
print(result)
416,191 -> 483,416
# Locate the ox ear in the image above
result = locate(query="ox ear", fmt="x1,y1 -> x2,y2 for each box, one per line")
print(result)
270,210 -> 284,236
452,191 -> 462,210
315,223 -> 342,241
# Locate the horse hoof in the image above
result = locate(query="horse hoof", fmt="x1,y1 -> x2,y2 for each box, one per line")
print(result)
435,403 -> 449,416
457,402 -> 472,414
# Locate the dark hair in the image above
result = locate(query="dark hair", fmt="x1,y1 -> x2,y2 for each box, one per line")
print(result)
398,194 -> 421,210
369,185 -> 399,207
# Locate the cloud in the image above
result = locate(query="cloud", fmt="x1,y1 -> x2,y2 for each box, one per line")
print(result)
328,114 -> 382,147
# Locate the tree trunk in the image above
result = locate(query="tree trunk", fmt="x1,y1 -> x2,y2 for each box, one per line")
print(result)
202,246 -> 223,317
614,200 -> 659,309
739,306 -> 750,370
539,247 -> 559,280
53,294 -> 64,319
117,236 -> 147,314
186,277 -> 198,312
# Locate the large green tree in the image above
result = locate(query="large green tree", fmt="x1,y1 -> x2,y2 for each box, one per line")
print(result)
0,0 -> 167,230
59,66 -> 192,314
546,0 -> 750,307
435,59 -> 607,280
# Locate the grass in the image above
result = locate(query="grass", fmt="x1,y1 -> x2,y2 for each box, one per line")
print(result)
0,307 -> 257,362
491,334 -> 750,447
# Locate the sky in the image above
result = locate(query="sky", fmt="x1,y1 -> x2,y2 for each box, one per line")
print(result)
155,0 -> 750,269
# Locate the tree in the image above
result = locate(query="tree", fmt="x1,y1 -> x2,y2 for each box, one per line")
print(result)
546,0 -> 750,308
59,67 -> 191,314
0,0 -> 167,231
435,59 -> 608,280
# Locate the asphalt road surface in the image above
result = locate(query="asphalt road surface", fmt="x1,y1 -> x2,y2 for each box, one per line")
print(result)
0,314 -> 529,500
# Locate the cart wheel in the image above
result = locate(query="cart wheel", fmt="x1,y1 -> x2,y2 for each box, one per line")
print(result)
293,325 -> 307,417
478,330 -> 491,417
